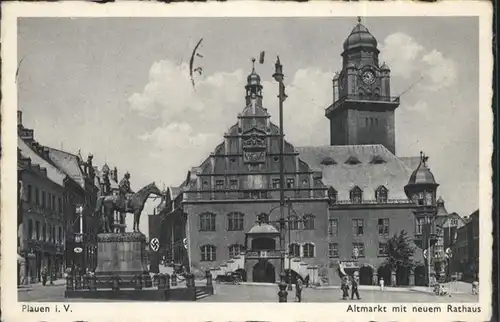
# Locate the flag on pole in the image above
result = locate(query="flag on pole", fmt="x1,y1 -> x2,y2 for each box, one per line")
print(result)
259,51 -> 265,64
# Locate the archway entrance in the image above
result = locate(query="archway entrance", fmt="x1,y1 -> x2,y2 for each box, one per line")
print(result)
414,265 -> 427,286
359,266 -> 374,285
397,266 -> 410,286
252,260 -> 276,283
377,264 -> 391,285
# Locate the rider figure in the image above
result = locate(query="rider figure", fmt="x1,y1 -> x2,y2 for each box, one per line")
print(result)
119,172 -> 133,211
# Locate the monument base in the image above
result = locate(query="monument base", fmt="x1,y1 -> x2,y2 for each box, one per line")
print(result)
94,232 -> 152,288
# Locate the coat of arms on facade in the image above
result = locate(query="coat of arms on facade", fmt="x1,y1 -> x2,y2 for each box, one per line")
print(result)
242,130 -> 266,164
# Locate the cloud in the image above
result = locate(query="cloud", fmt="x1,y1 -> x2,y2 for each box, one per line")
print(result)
404,100 -> 429,112
129,60 -> 334,180
380,32 -> 457,92
379,32 -> 424,79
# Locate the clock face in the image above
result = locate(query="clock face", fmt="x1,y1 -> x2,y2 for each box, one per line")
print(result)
361,71 -> 375,85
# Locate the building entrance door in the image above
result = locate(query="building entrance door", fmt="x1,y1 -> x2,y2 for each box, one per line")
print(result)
252,260 -> 275,283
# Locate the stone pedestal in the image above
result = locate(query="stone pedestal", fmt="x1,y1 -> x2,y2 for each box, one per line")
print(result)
95,232 -> 151,288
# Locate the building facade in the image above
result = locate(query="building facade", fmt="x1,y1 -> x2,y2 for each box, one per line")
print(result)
18,114 -> 67,282
451,210 -> 479,282
17,111 -> 101,282
149,20 -> 449,286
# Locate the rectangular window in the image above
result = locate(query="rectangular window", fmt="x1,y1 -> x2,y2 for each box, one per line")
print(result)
352,243 -> 365,258
230,179 -> 238,189
52,195 -> 56,210
272,179 -> 280,189
328,219 -> 338,236
41,191 -> 46,208
35,221 -> 40,240
328,243 -> 339,258
416,218 -> 425,234
378,243 -> 388,257
303,215 -> 315,230
35,188 -> 40,205
378,218 -> 389,236
286,178 -> 295,189
215,180 -> 224,191
27,185 -> 32,203
228,213 -> 244,231
58,198 -> 62,214
201,245 -> 216,261
352,219 -> 364,236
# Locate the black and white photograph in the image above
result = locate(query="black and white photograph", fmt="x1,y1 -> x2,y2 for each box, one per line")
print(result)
1,2 -> 493,321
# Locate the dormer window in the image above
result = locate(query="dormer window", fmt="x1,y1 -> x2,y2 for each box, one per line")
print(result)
321,157 -> 337,166
327,187 -> 337,205
345,156 -> 361,165
370,155 -> 386,164
375,186 -> 388,203
350,186 -> 363,204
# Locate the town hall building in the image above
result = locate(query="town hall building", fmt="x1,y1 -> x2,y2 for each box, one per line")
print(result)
149,20 -> 446,287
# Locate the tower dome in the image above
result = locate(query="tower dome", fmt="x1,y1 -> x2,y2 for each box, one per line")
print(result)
343,17 -> 378,52
407,156 -> 437,186
246,58 -> 261,86
102,163 -> 110,174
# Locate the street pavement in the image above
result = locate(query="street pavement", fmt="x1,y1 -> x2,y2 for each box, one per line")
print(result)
200,284 -> 478,303
18,282 -> 478,303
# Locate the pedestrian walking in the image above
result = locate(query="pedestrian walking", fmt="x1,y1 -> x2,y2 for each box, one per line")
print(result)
350,275 -> 361,300
295,279 -> 303,302
304,275 -> 310,288
341,276 -> 349,300
41,266 -> 48,286
379,277 -> 385,291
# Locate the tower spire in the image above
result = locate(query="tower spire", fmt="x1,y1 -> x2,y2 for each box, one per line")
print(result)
357,16 -> 362,24
251,57 -> 256,72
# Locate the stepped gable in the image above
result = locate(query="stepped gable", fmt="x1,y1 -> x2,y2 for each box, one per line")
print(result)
296,144 -> 415,201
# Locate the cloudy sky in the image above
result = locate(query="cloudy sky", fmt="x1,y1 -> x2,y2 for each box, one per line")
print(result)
18,17 -> 479,235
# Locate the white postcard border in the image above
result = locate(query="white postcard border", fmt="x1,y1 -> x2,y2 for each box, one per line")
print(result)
1,1 -> 493,321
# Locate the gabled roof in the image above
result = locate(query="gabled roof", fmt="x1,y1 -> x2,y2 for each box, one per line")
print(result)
296,144 -> 415,201
45,147 -> 86,188
18,137 -> 66,186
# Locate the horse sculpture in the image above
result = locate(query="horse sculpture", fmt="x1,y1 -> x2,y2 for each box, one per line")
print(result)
94,182 -> 163,233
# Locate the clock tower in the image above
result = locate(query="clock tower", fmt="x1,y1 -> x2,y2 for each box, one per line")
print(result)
326,18 -> 400,154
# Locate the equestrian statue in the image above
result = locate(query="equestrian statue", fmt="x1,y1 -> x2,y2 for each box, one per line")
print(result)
94,172 -> 163,233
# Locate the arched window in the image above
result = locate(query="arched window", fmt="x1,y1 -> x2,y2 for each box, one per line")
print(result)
35,221 -> 40,240
199,212 -> 216,231
289,215 -> 299,230
303,214 -> 315,230
28,219 -> 33,240
58,226 -> 63,244
42,223 -> 47,241
303,243 -> 315,258
200,244 -> 216,261
350,186 -> 363,204
289,243 -> 300,257
227,212 -> 244,231
229,244 -> 245,258
327,187 -> 337,205
375,186 -> 388,203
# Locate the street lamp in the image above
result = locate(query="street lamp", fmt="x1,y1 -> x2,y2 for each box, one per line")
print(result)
273,56 -> 288,302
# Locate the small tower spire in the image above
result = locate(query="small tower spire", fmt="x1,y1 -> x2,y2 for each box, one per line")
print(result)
357,16 -> 362,24
251,57 -> 256,72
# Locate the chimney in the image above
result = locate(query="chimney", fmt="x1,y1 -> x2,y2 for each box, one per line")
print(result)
17,111 -> 23,125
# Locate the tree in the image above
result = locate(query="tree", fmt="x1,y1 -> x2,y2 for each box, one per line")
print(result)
384,230 -> 416,286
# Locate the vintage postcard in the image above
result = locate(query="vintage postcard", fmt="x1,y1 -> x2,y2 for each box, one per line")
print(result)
1,1 -> 493,321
